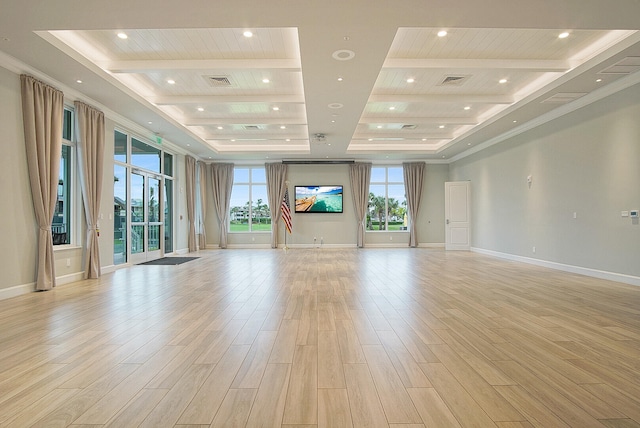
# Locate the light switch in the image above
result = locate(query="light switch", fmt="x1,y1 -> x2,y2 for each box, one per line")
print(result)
622,211 -> 629,217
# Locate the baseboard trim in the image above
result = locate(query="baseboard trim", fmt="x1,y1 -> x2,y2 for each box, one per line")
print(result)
472,247 -> 640,287
418,242 -> 446,248
0,271 -> 85,301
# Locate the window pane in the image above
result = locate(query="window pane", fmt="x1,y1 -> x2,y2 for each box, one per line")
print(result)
234,168 -> 250,183
252,167 -> 266,183
164,179 -> 173,253
131,225 -> 145,254
371,167 -> 386,183
131,138 -> 160,173
114,165 -> 127,264
53,145 -> 71,245
63,109 -> 73,141
388,167 -> 403,183
148,178 -> 161,223
367,184 -> 386,231
131,173 -> 145,222
230,184 -> 250,232
115,130 -> 127,163
387,184 -> 406,231
163,153 -> 173,177
251,185 -> 271,231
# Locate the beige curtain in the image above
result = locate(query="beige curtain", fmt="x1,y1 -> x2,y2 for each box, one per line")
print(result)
349,163 -> 372,248
197,161 -> 207,249
403,162 -> 426,248
210,163 -> 234,248
75,101 -> 105,278
20,75 -> 64,290
185,155 -> 197,252
265,163 -> 287,249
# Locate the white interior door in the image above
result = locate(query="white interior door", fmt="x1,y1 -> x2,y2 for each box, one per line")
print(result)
445,181 -> 471,251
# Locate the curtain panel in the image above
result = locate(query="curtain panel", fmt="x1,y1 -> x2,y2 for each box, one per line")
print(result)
185,155 -> 197,252
265,163 -> 288,249
349,163 -> 372,248
197,161 -> 207,249
74,101 -> 105,278
210,163 -> 234,248
20,74 -> 64,290
403,162 -> 426,247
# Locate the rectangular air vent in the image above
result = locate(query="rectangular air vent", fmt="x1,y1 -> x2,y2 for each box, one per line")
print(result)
203,75 -> 233,87
438,75 -> 471,86
541,92 -> 587,104
401,124 -> 417,129
243,125 -> 262,130
598,56 -> 640,75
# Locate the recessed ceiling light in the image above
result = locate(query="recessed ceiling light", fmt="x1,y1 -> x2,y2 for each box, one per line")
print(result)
197,107 -> 204,112
328,103 -> 344,109
437,30 -> 447,37
328,143 -> 331,146
389,106 -> 396,110
464,106 -> 471,110
377,125 -> 382,129
117,32 -> 128,39
167,79 -> 176,85
280,125 -> 286,129
76,80 -> 82,84
208,156 -> 212,159
596,78 -> 602,82
467,143 -> 472,146
558,32 -> 570,39
439,125 -> 445,129
187,144 -> 190,147
272,106 -> 279,111
231,139 -> 236,142
331,120 -> 335,123
442,155 -> 446,158
243,31 -> 253,38
368,138 -> 373,141
422,138 -> 427,141
499,78 -> 508,84
217,126 -> 223,130
148,121 -> 153,124
337,77 -> 343,82
406,78 -> 415,83
286,138 -> 290,142
513,120 -> 518,123
262,78 -> 270,83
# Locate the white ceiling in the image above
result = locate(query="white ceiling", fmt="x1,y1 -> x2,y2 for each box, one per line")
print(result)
1,0 -> 640,163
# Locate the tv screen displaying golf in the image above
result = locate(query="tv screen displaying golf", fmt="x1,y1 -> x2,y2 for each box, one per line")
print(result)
294,185 -> 343,213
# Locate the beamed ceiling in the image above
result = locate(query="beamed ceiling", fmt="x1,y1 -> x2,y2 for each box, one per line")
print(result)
1,0 -> 640,162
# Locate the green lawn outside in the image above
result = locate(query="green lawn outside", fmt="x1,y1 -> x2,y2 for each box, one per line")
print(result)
230,222 -> 272,232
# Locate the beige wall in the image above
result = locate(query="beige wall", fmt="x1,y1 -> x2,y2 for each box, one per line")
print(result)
450,82 -> 640,278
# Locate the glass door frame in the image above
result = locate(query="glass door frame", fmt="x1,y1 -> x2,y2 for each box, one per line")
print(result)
129,168 -> 164,264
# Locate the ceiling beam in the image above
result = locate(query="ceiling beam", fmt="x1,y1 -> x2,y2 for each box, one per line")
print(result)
358,117 -> 478,125
368,94 -> 514,104
383,58 -> 570,71
151,95 -> 305,104
185,117 -> 308,126
102,58 -> 301,72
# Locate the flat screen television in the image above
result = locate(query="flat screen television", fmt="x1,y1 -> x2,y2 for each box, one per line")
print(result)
294,185 -> 343,213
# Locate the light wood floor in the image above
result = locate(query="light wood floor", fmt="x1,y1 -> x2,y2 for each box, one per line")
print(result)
1,248 -> 640,428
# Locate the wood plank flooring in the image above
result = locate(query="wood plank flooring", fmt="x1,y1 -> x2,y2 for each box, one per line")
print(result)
1,248 -> 639,427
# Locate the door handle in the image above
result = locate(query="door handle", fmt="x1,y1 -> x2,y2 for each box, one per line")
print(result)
446,219 -> 450,224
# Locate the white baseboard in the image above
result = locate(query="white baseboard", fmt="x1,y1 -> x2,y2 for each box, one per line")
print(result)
418,242 -> 445,248
472,247 -> 640,287
175,248 -> 190,255
0,282 -> 35,300
0,271 -> 84,301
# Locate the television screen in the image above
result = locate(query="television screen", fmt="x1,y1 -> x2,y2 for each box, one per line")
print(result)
294,185 -> 343,213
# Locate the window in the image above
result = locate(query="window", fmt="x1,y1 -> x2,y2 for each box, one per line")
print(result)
367,166 -> 407,231
53,107 -> 74,245
229,167 -> 271,232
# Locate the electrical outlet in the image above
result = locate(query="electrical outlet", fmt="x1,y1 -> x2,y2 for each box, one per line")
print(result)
389,236 -> 393,241
66,258 -> 71,267
532,246 -> 536,253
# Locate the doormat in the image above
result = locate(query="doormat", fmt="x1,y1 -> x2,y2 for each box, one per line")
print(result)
138,257 -> 199,265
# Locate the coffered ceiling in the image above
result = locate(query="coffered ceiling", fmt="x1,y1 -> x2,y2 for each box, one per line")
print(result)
1,0 -> 640,162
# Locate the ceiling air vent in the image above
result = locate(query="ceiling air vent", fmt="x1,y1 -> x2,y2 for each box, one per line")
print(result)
203,75 -> 233,87
541,92 -> 587,104
243,125 -> 262,130
401,124 -> 417,129
598,56 -> 640,75
438,75 -> 471,86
